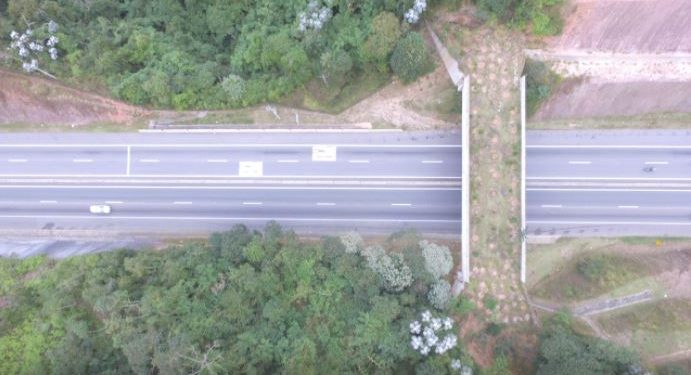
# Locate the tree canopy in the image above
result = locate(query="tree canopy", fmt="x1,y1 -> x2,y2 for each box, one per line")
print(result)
0,223 -> 472,374
0,0 -> 434,110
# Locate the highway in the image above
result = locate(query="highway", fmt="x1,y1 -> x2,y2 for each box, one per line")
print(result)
1,129 -> 690,237
526,130 -> 691,236
0,131 -> 463,235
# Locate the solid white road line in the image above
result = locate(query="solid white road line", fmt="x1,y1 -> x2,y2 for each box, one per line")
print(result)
528,177 -> 691,181
105,201 -> 124,204
173,201 -> 193,205
540,204 -> 563,208
527,220 -> 691,226
0,185 -> 462,191
126,146 -> 131,176
72,159 -> 93,163
316,202 -> 336,206
348,160 -> 370,164
421,160 -> 443,164
0,214 -> 461,223
0,174 -> 462,179
277,159 -> 300,163
568,161 -> 591,165
644,161 -> 669,165
391,203 -> 412,207
207,159 -> 228,163
139,159 -> 160,163
528,145 -> 691,149
242,202 -> 263,205
0,144 -> 463,148
39,200 -> 57,203
528,188 -> 691,192
7,159 -> 27,163
617,205 -> 640,209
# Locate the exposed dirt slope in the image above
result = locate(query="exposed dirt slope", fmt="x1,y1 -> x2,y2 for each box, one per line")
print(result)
535,79 -> 691,120
532,0 -> 691,121
551,0 -> 691,53
0,69 -> 147,127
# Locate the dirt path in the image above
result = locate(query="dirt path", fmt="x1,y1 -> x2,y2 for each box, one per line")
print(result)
525,50 -> 691,81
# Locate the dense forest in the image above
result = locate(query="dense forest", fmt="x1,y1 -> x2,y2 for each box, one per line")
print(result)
0,0 -> 562,111
0,223 -> 648,374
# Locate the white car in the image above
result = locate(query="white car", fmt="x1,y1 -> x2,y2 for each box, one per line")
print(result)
89,204 -> 111,214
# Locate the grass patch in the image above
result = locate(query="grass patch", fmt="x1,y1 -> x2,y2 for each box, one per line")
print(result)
403,84 -> 461,123
161,110 -> 255,126
529,112 -> 691,130
289,70 -> 390,114
598,299 -> 691,358
530,252 -> 650,302
0,119 -> 149,132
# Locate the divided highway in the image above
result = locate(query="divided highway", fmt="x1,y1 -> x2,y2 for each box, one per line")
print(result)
527,130 -> 691,236
0,131 -> 463,235
1,129 -> 689,237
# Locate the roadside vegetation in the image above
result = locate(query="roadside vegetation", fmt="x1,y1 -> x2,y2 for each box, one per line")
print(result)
523,58 -> 561,117
0,0 -> 434,111
598,299 -> 691,359
0,224 -> 478,374
473,0 -> 564,36
531,252 -> 650,302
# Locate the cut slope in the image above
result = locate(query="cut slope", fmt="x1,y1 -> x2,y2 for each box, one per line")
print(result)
0,69 -> 147,127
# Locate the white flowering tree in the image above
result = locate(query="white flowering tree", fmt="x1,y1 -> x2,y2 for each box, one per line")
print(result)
298,0 -> 333,32
404,0 -> 427,24
362,245 -> 413,292
8,20 -> 60,78
428,280 -> 452,310
339,231 -> 363,254
420,240 -> 453,280
409,310 -> 457,356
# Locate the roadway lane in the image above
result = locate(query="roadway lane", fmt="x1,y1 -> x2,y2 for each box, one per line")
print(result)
0,145 -> 460,178
0,186 -> 462,234
527,148 -> 691,180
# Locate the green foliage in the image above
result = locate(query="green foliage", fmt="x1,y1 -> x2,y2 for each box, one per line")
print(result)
428,280 -> 452,310
524,58 -> 560,116
576,254 -> 607,281
0,0 -> 419,109
536,315 -> 647,375
474,0 -> 564,36
390,32 -> 434,84
361,11 -> 401,72
420,240 -> 453,280
483,295 -> 498,311
0,224 -> 460,373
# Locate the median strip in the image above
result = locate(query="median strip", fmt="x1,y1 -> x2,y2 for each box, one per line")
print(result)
173,201 -> 193,205
72,158 -> 93,163
242,202 -> 263,205
568,161 -> 592,165
207,159 -> 228,163
39,200 -> 57,204
617,205 -> 640,209
391,203 -> 412,207
7,159 -> 27,163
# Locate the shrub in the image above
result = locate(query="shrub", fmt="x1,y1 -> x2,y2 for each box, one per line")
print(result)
390,32 -> 433,84
524,58 -> 560,116
362,245 -> 413,292
339,231 -> 363,254
428,280 -> 451,310
221,74 -> 246,104
577,255 -> 606,281
420,240 -> 453,279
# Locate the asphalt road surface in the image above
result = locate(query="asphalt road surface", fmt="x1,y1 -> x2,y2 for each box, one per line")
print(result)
1,129 -> 690,238
0,131 -> 463,236
527,130 -> 691,236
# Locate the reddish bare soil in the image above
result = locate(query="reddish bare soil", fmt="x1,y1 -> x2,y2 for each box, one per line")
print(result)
535,79 -> 691,120
0,69 -> 147,127
532,0 -> 691,120
550,0 -> 691,53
